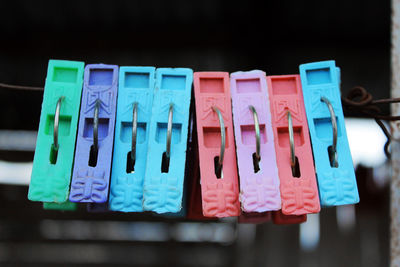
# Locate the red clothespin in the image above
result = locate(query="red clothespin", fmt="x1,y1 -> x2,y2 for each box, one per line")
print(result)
272,210 -> 307,225
266,75 -> 320,215
193,72 -> 240,218
186,107 -> 213,220
238,212 -> 271,224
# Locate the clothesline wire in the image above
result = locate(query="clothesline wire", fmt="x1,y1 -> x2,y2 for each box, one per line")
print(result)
0,82 -> 397,158
0,82 -> 43,91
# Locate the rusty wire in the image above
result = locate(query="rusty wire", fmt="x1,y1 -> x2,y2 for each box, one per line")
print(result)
342,86 -> 400,159
0,82 -> 43,91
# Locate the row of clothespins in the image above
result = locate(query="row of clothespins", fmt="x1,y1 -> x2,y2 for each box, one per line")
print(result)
27,59 -> 359,225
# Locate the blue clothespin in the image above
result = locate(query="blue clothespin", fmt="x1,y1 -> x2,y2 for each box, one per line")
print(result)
299,60 -> 359,206
143,68 -> 193,214
69,64 -> 119,203
109,66 -> 156,212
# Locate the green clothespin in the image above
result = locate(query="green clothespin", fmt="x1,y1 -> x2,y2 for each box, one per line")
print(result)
43,201 -> 77,211
28,60 -> 84,203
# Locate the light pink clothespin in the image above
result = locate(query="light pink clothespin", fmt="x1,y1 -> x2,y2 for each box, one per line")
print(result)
230,70 -> 281,213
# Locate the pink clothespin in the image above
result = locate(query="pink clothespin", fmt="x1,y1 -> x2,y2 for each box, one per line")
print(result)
272,210 -> 307,225
266,75 -> 320,215
193,72 -> 240,218
230,70 -> 281,213
238,212 -> 271,224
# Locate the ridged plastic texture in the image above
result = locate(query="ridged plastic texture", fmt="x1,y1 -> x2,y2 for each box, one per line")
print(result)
193,72 -> 240,218
28,60 -> 84,203
299,60 -> 359,206
230,70 -> 281,212
266,75 -> 320,215
109,67 -> 155,212
69,64 -> 118,203
143,68 -> 193,213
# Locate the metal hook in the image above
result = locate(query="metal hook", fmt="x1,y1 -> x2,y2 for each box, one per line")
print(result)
321,96 -> 338,167
287,110 -> 296,171
166,103 -> 173,158
93,99 -> 101,153
131,102 -> 138,164
53,96 -> 65,150
212,106 -> 225,175
249,105 -> 261,162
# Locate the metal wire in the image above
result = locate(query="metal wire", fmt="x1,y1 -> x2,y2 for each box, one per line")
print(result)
131,102 -> 138,164
287,110 -> 296,170
93,99 -> 100,153
212,106 -> 225,175
166,103 -> 173,158
1,81 -> 398,160
342,86 -> 400,159
321,96 -> 338,167
0,82 -> 43,91
53,96 -> 64,150
249,105 -> 261,162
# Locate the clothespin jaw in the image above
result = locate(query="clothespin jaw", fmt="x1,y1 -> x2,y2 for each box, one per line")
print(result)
266,74 -> 320,215
272,210 -> 307,225
69,64 -> 119,203
230,70 -> 281,213
109,67 -> 156,212
28,60 -> 84,203
143,68 -> 193,214
299,60 -> 359,206
43,201 -> 77,211
87,203 -> 109,212
238,211 -> 271,224
193,72 -> 240,218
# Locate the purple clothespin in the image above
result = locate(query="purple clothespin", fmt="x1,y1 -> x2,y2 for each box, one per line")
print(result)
230,70 -> 281,212
69,64 -> 118,203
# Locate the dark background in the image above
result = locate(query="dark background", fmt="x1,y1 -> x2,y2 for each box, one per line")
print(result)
0,0 -> 391,266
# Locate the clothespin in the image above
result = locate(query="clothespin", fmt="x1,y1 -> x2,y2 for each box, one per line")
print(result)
187,107 -> 210,220
143,68 -> 193,213
193,72 -> 240,218
87,203 -> 109,212
272,210 -> 307,225
28,60 -> 84,203
43,202 -> 77,211
153,93 -> 196,219
299,60 -> 359,206
238,212 -> 271,224
108,67 -> 156,212
69,64 -> 119,203
266,75 -> 320,215
186,102 -> 215,220
230,70 -> 281,213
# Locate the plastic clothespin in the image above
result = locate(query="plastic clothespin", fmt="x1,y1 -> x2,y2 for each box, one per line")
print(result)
266,75 -> 320,215
162,100 -> 198,218
272,210 -> 307,225
69,64 -> 119,203
186,106 -> 214,220
193,72 -> 240,218
230,70 -> 281,213
143,68 -> 193,214
87,203 -> 109,212
238,211 -> 271,224
28,60 -> 84,203
299,60 -> 359,206
108,67 -> 156,212
43,202 -> 77,211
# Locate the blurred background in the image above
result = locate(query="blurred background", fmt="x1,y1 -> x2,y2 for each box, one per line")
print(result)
0,0 -> 391,266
